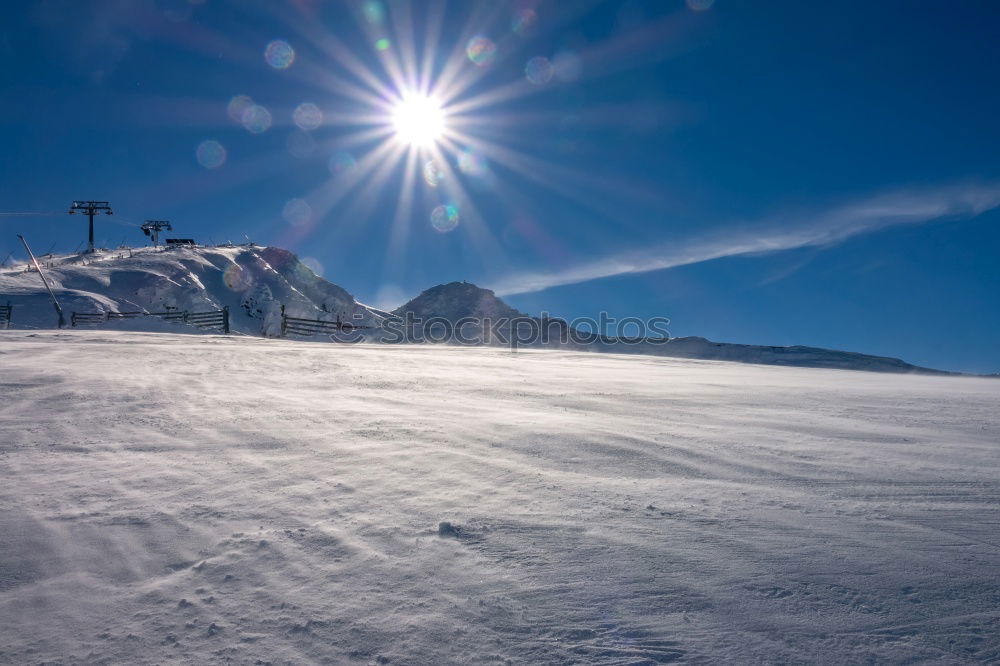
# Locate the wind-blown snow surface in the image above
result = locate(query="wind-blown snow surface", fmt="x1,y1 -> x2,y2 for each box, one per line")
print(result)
1,331 -> 998,664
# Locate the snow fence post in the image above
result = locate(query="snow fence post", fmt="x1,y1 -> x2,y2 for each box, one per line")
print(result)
222,306 -> 230,334
4,301 -> 10,329
280,304 -> 286,338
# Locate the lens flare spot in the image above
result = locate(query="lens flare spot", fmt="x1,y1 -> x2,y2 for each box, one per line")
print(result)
301,256 -> 324,276
241,104 -> 272,134
525,56 -> 554,85
375,38 -> 391,51
466,35 -> 496,67
511,8 -> 537,36
286,130 -> 316,158
392,94 -> 445,147
457,149 -> 488,177
195,140 -> 226,168
292,102 -> 323,130
362,1 -> 385,24
430,204 -> 459,232
329,151 -> 357,174
264,40 -> 295,69
282,198 -> 312,227
686,0 -> 715,10
422,159 -> 445,187
227,95 -> 253,123
223,263 -> 254,291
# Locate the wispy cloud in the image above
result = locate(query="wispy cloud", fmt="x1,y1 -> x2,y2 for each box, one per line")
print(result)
491,182 -> 1000,296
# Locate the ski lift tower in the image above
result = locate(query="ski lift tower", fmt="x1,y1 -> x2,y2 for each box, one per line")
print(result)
68,201 -> 113,253
141,220 -> 173,246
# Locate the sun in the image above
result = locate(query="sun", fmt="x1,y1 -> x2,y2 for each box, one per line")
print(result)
391,93 -> 446,148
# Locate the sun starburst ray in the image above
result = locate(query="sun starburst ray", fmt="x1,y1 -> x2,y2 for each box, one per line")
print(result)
383,147 -> 421,274
440,79 -> 546,117
423,2 -> 505,104
424,137 -> 508,267
443,129 -> 668,229
388,0 -> 421,94
308,140 -> 404,222
417,0 -> 447,96
330,146 -> 412,237
316,126 -> 396,151
270,6 -> 398,103
285,60 -> 393,111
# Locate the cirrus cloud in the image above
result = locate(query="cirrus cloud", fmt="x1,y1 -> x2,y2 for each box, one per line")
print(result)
491,182 -> 1000,296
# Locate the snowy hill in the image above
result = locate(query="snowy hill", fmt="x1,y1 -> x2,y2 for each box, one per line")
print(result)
1,247 -> 949,373
393,281 -> 525,320
393,281 -> 948,374
0,245 -> 388,335
1,330 -> 998,663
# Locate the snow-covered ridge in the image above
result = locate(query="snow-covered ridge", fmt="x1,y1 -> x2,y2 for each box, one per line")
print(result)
0,245 -> 389,335
0,245 -> 950,373
393,282 -> 950,374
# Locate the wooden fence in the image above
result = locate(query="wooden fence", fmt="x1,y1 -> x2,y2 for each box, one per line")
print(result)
185,309 -> 230,333
71,306 -> 229,333
280,305 -> 375,338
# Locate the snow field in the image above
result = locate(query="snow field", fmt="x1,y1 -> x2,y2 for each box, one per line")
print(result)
0,331 -> 998,663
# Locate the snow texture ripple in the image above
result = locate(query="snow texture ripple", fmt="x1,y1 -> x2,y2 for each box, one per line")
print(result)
0,331 -> 998,663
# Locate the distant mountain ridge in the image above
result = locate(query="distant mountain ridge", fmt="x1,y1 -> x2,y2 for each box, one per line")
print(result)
392,281 -> 951,375
0,245 -> 953,374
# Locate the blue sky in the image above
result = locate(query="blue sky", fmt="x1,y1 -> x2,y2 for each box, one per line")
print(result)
1,0 -> 998,372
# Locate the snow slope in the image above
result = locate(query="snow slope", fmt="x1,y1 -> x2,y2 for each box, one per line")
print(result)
1,331 -> 998,664
0,245 -> 388,335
